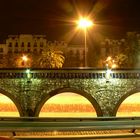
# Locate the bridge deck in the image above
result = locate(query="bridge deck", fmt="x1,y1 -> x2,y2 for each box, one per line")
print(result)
0,68 -> 139,79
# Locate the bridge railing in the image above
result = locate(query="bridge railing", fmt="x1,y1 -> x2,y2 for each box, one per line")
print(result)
0,117 -> 140,139
0,68 -> 139,79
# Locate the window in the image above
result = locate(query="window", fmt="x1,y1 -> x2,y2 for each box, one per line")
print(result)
15,42 -> 18,47
21,49 -> 25,53
40,42 -> 44,47
0,48 -> 3,53
40,49 -> 43,53
33,49 -> 37,52
21,42 -> 24,47
0,55 -> 3,59
76,50 -> 80,60
14,49 -> 18,53
27,49 -> 30,52
34,42 -> 37,47
8,50 -> 12,53
28,42 -> 31,47
8,42 -> 12,47
69,50 -> 73,56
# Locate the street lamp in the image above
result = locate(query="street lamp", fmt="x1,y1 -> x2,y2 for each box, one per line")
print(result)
77,17 -> 93,67
105,56 -> 117,82
26,69 -> 31,79
21,55 -> 28,67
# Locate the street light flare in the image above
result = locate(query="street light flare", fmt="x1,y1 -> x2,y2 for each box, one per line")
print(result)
22,55 -> 28,62
77,17 -> 93,29
76,17 -> 93,67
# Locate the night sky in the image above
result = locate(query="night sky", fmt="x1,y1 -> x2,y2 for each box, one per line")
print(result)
0,0 -> 140,42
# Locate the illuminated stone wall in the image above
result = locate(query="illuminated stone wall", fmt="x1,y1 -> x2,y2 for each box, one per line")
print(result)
0,69 -> 139,117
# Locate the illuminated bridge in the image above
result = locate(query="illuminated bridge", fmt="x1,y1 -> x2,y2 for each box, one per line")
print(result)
0,68 -> 139,117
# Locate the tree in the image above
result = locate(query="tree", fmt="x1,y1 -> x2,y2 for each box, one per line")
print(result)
125,32 -> 140,67
0,55 -> 8,68
38,48 -> 65,68
101,32 -> 140,68
115,53 -> 128,68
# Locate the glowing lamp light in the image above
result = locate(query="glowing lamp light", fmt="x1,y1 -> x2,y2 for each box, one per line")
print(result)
112,64 -> 117,69
26,69 -> 30,74
77,18 -> 93,29
26,69 -> 31,79
106,69 -> 112,75
77,17 -> 93,67
106,63 -> 109,68
22,55 -> 28,62
106,56 -> 112,62
106,69 -> 112,81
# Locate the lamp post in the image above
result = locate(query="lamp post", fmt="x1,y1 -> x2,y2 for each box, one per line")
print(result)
105,56 -> 117,82
77,17 -> 93,67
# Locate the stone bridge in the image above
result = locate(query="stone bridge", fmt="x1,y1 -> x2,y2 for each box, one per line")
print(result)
0,68 -> 139,117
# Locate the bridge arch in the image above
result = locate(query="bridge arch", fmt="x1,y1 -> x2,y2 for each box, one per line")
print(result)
0,88 -> 23,116
113,87 -> 140,116
35,88 -> 103,117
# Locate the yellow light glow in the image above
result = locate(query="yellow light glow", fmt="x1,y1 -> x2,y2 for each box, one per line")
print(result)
106,56 -> 112,61
22,55 -> 28,62
112,64 -> 117,69
77,17 -> 93,29
46,92 -> 92,104
117,92 -> 140,117
0,94 -> 12,103
40,92 -> 96,117
106,63 -> 108,67
26,69 -> 30,74
0,94 -> 20,117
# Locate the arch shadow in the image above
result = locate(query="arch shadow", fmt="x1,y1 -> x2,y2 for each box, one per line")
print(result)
0,88 -> 23,116
35,87 -> 103,117
113,87 -> 140,116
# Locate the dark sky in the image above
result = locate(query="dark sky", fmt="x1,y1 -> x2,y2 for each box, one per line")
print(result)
0,0 -> 140,42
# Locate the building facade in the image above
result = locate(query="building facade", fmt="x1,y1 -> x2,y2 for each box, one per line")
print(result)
0,34 -> 85,67
100,32 -> 140,68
